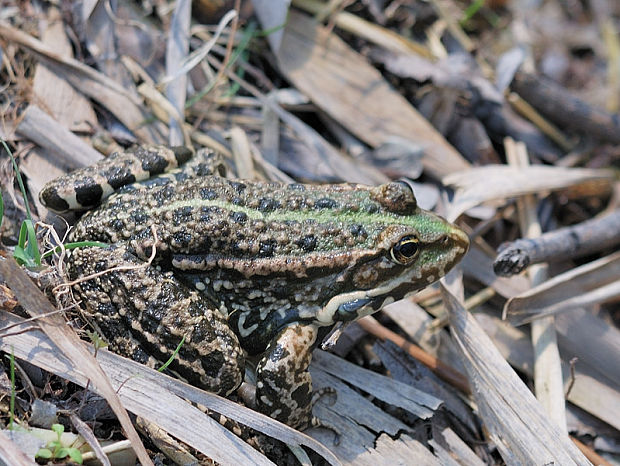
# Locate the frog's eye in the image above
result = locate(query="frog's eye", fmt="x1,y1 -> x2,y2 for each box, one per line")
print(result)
390,235 -> 420,265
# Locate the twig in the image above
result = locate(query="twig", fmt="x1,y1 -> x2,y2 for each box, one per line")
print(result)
358,315 -> 471,394
209,0 -> 240,92
0,308 -> 66,336
494,209 -> 620,276
565,357 -> 578,398
70,413 -> 111,466
507,92 -> 574,152
571,436 -> 613,466
292,0 -> 433,58
511,71 -> 620,144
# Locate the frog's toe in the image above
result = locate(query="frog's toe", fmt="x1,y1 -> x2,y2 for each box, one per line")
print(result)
311,386 -> 337,407
308,417 -> 341,445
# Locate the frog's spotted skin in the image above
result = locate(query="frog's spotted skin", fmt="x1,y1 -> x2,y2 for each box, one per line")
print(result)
41,145 -> 469,430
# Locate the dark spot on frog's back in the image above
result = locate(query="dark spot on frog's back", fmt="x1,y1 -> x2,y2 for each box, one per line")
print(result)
93,258 -> 111,273
296,234 -> 316,252
110,218 -> 125,231
75,177 -> 104,208
350,224 -> 367,237
365,203 -> 379,214
153,185 -> 175,205
258,198 -> 280,212
173,206 -> 193,222
229,181 -> 246,193
200,188 -> 218,200
172,231 -> 193,248
131,209 -> 148,225
96,301 -> 115,316
315,198 -> 337,209
141,306 -> 163,334
288,183 -> 305,191
230,211 -> 248,224
259,239 -> 276,257
131,347 -> 150,365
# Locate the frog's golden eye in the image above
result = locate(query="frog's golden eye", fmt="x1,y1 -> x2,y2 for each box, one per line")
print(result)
390,235 -> 419,265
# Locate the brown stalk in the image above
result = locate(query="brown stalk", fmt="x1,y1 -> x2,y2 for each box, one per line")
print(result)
358,315 -> 471,395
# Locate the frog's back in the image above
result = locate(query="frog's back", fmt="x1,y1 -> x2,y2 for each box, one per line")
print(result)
71,175 -> 414,262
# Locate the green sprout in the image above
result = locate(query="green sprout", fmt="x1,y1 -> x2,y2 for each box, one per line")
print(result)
35,423 -> 83,464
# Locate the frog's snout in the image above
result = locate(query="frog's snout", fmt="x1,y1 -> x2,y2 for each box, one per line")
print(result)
448,226 -> 470,260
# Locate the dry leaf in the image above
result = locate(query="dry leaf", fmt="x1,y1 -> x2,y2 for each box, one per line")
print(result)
441,284 -> 590,465
504,251 -> 620,325
444,164 -> 614,221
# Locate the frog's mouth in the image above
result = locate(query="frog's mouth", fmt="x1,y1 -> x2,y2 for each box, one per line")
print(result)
315,227 -> 469,325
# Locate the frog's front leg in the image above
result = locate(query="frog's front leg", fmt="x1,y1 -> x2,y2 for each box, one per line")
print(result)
255,323 -> 323,429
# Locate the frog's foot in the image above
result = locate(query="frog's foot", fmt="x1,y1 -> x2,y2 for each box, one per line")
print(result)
306,387 -> 340,444
68,244 -> 244,395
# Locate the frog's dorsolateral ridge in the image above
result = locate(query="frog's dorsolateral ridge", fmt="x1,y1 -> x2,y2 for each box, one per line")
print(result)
40,145 -> 469,429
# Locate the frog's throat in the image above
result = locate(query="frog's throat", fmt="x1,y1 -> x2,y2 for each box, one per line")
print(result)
318,270 -> 432,324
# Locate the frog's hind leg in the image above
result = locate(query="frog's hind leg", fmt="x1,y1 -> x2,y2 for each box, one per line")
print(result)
68,244 -> 244,396
40,145 -> 226,212
255,323 -> 327,430
40,146 -> 192,212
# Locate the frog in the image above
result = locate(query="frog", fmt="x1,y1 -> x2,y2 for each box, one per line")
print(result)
40,145 -> 469,430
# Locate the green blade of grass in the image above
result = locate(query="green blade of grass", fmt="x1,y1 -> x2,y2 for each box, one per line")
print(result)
158,335 -> 186,372
1,140 -> 43,268
461,0 -> 485,23
1,140 -> 33,221
13,220 -> 40,268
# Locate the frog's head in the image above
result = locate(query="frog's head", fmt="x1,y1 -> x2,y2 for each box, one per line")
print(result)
310,181 -> 469,325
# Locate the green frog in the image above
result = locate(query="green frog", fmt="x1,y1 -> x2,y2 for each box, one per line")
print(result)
40,145 -> 469,430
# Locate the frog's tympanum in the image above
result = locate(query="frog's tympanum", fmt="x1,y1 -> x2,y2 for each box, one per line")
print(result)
40,146 -> 469,430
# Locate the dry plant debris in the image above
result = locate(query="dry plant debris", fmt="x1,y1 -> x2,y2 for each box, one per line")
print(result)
0,0 -> 618,465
